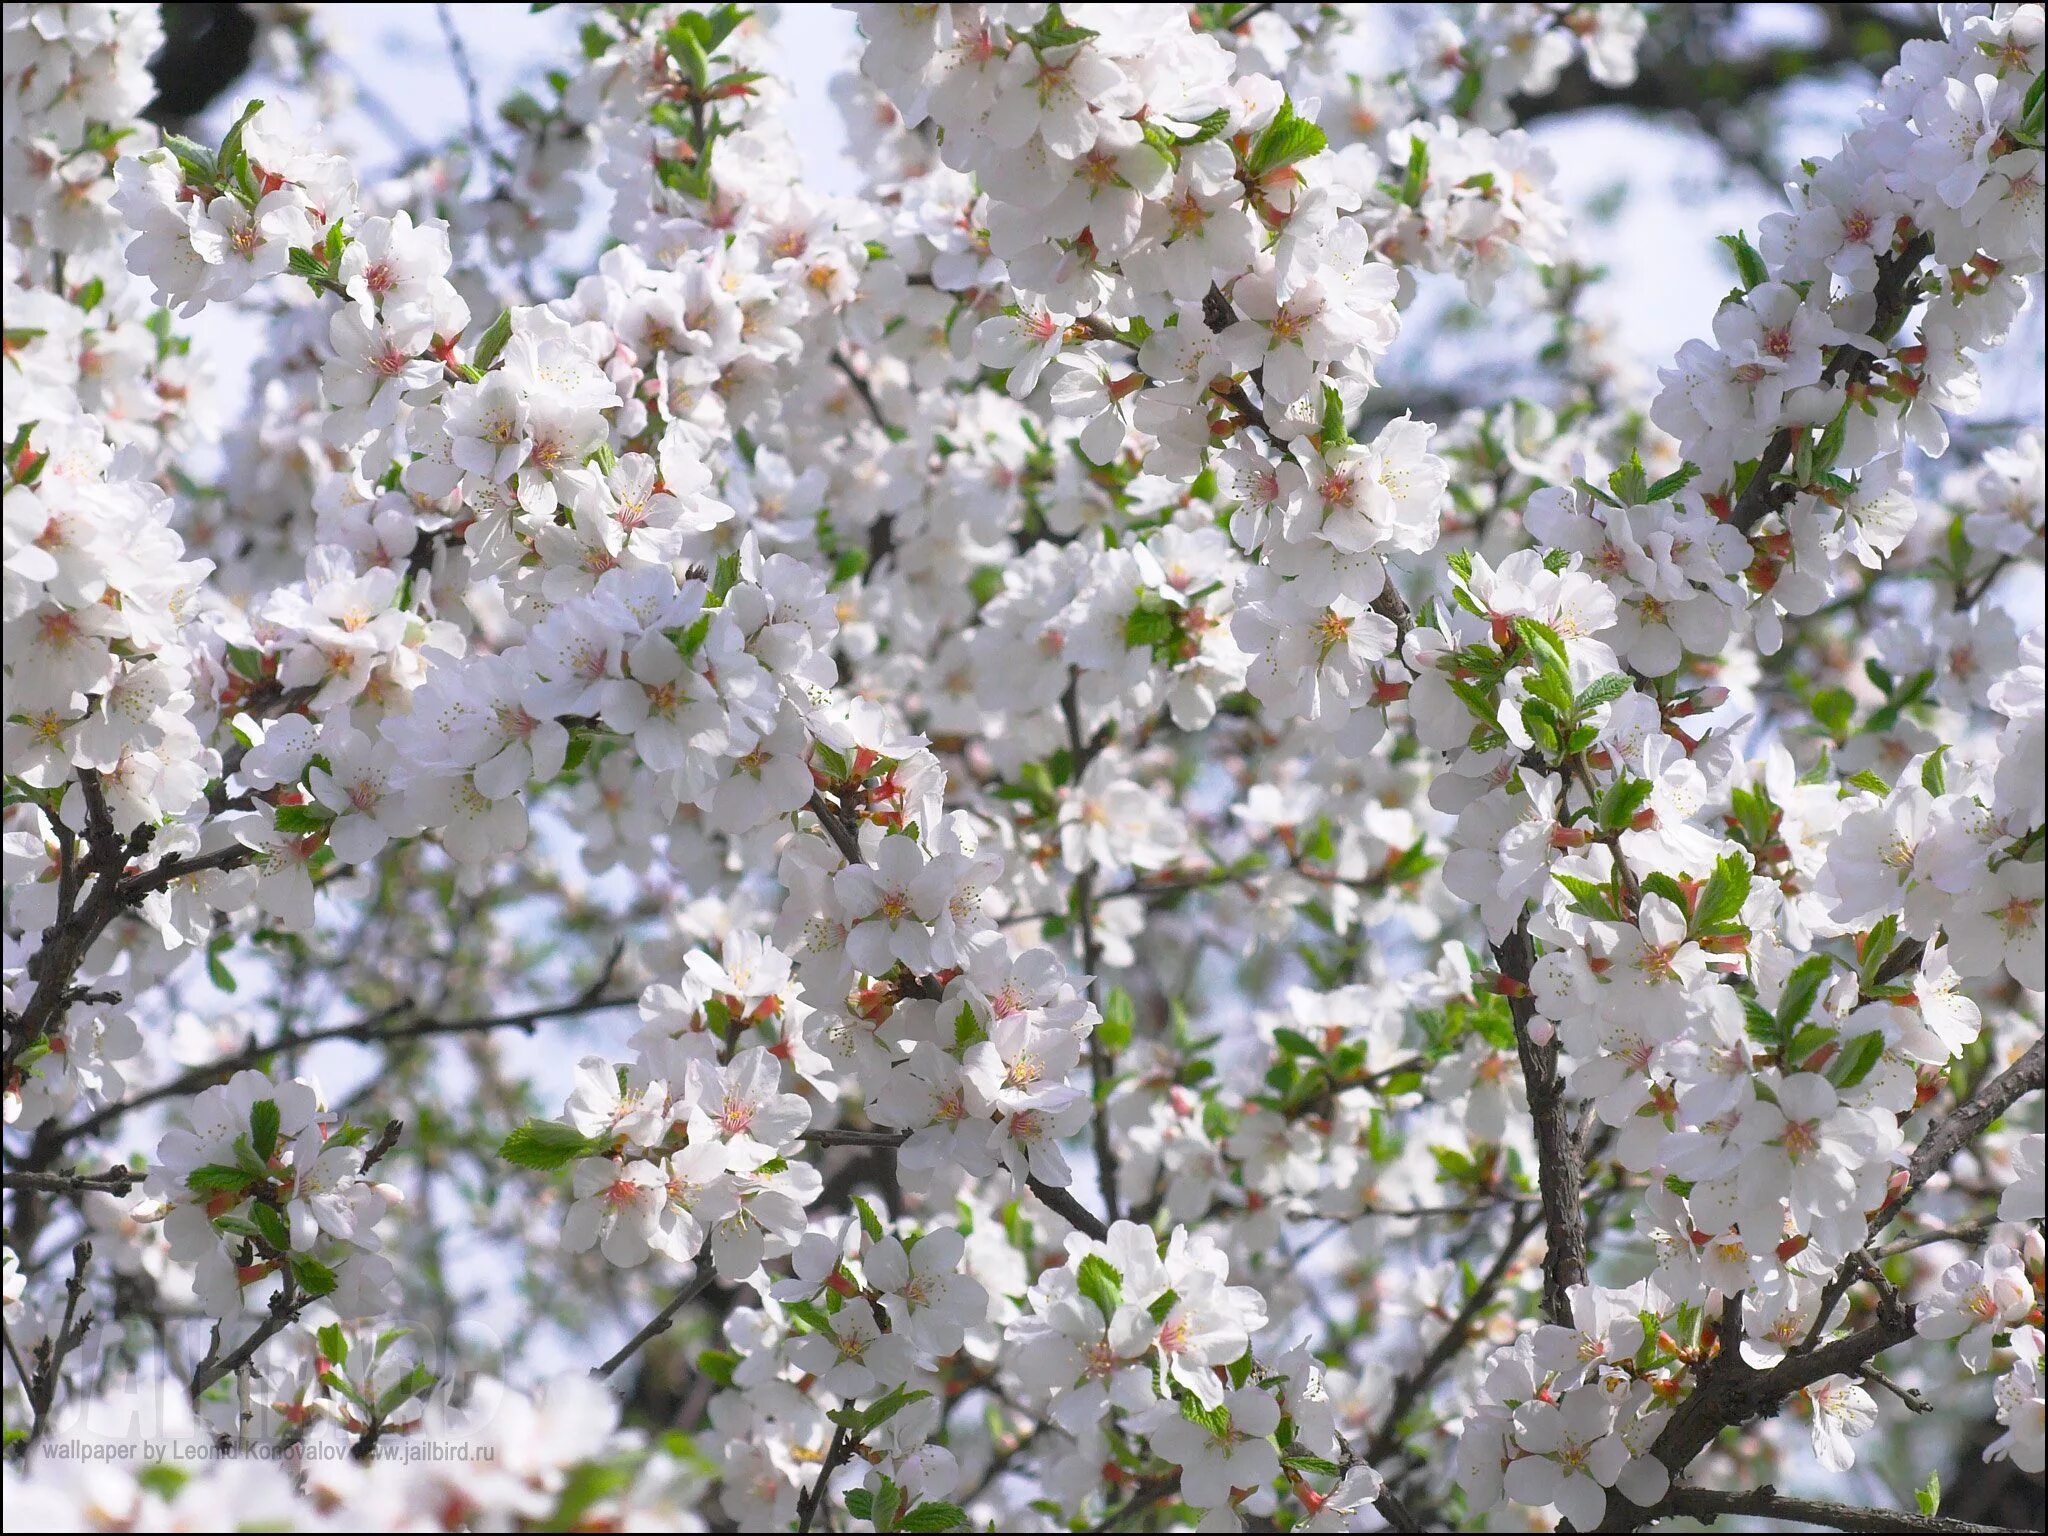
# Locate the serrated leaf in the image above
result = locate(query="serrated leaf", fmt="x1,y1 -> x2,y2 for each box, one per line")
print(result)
289,1252 -> 337,1297
1399,134 -> 1429,206
1282,1452 -> 1343,1474
1074,1253 -> 1124,1322
1917,1472 -> 1941,1517
250,1201 -> 291,1253
496,1119 -> 605,1170
1717,230 -> 1769,291
1100,987 -> 1134,1052
1596,776 -> 1654,833
1775,953 -> 1834,1034
1644,463 -> 1700,501
1246,98 -> 1328,178
471,309 -> 513,371
1829,1030 -> 1886,1090
1576,673 -> 1634,712
854,1196 -> 884,1244
186,1165 -> 254,1197
1690,852 -> 1753,933
250,1099 -> 281,1163
898,1500 -> 967,1531
272,802 -> 333,835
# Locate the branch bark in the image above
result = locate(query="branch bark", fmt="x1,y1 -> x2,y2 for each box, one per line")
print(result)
593,1263 -> 719,1380
1661,1484 -> 2022,1534
1492,920 -> 1586,1323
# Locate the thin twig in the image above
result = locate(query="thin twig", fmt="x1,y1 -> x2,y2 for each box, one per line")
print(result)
593,1263 -> 718,1380
1659,1484 -> 2018,1533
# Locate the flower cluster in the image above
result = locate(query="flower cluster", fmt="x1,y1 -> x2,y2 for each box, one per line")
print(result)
143,1068 -> 399,1319
3,3 -> 2042,1533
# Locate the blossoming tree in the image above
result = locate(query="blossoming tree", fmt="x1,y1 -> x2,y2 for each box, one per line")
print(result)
3,2 -> 2044,1531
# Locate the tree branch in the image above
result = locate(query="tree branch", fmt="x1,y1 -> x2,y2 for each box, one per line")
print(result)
1492,920 -> 1585,1323
1660,1484 -> 2021,1534
593,1262 -> 718,1380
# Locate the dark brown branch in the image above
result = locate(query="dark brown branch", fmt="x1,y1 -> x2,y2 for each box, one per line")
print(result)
35,986 -> 637,1160
1062,670 -> 1122,1223
1596,1288 -> 1921,1530
1492,921 -> 1585,1323
1365,1204 -> 1545,1465
190,1274 -> 302,1397
593,1262 -> 719,1380
1660,1484 -> 2021,1534
1028,1176 -> 1110,1243
18,1241 -> 94,1447
4,1167 -> 143,1197
796,1423 -> 859,1532
1877,1036 -> 2044,1233
1729,231 -> 1936,533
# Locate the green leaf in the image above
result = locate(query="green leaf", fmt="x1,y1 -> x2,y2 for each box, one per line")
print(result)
1100,987 -> 1135,1053
1716,230 -> 1769,291
898,1500 -> 967,1532
186,1165 -> 254,1197
952,1001 -> 987,1051
497,1119 -> 606,1170
1173,107 -> 1232,145
1596,776 -> 1654,834
471,309 -> 513,371
711,551 -> 742,602
224,643 -> 266,682
1179,1391 -> 1230,1437
272,802 -> 333,835
1829,1029 -> 1886,1090
1608,451 -> 1649,506
857,1385 -> 931,1436
1511,617 -> 1571,690
1858,914 -> 1901,985
1281,1452 -> 1343,1474
1018,6 -> 1098,52
1917,1472 -> 1941,1518
1246,97 -> 1328,178
1124,603 -> 1176,650
1273,1027 -> 1322,1058
1556,872 -> 1619,921
1775,953 -> 1834,1035
854,1196 -> 884,1244
205,933 -> 238,994
160,132 -> 219,188
1074,1253 -> 1125,1321
316,1322 -> 348,1366
1811,687 -> 1855,741
1576,673 -> 1634,712
550,1461 -> 636,1528
1399,134 -> 1430,206
289,1252 -> 338,1297
376,1363 -> 437,1420
1318,383 -> 1350,450
250,1201 -> 291,1253
1644,463 -> 1700,501
1449,66 -> 1484,117
1812,402 -> 1849,475
695,1348 -> 737,1388
250,1099 -> 281,1162
1691,853 -> 1753,933
1919,747 -> 1948,796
